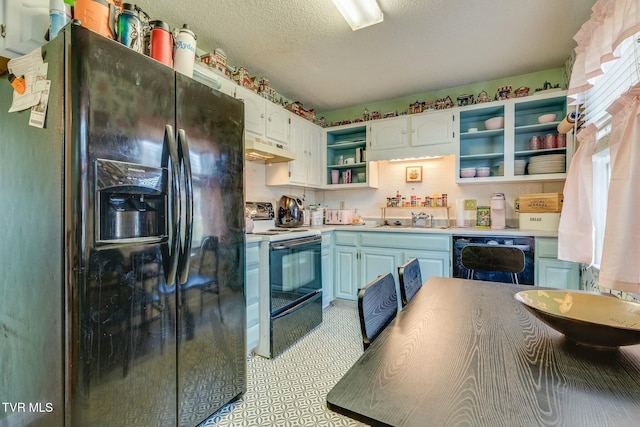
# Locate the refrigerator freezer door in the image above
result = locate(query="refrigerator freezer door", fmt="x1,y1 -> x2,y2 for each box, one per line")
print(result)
69,27 -> 179,427
175,73 -> 246,426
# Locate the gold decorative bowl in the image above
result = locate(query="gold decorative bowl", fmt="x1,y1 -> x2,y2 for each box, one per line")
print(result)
514,290 -> 640,348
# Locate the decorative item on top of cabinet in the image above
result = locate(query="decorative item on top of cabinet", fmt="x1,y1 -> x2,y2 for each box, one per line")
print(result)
477,90 -> 491,103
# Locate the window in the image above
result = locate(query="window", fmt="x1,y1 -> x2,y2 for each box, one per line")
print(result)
592,142 -> 610,268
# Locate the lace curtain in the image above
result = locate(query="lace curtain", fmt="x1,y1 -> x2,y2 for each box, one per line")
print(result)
560,0 -> 640,292
568,0 -> 640,102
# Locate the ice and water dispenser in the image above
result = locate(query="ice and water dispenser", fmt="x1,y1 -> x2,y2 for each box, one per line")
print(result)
95,159 -> 168,243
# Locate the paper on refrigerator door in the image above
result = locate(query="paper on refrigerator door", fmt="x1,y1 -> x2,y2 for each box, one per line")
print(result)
29,80 -> 51,128
7,48 -> 47,113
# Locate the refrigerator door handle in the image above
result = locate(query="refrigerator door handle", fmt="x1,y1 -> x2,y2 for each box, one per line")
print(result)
161,124 -> 181,286
176,128 -> 194,284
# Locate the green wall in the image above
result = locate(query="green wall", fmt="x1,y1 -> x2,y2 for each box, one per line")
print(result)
318,68 -> 565,125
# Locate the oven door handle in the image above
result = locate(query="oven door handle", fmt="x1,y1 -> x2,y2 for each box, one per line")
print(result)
271,236 -> 321,251
272,291 -> 322,320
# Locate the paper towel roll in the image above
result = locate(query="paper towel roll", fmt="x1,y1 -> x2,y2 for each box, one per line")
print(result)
456,199 -> 466,227
557,111 -> 583,134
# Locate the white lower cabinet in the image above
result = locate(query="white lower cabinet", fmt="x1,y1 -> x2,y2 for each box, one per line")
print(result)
535,237 -> 580,289
333,231 -> 451,302
321,231 -> 334,307
245,241 -> 260,353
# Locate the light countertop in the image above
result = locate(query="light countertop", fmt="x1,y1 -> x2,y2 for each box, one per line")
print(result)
316,224 -> 558,238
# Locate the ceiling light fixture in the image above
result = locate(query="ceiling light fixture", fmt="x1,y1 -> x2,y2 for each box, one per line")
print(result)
331,0 -> 384,31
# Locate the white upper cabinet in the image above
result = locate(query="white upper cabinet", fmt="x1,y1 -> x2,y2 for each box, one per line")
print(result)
265,101 -> 290,147
266,113 -> 323,188
411,111 -> 455,150
1,0 -> 49,58
235,85 -> 290,148
369,116 -> 410,153
367,110 -> 456,161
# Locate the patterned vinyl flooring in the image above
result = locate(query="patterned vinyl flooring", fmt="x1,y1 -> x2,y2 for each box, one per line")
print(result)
201,302 -> 368,427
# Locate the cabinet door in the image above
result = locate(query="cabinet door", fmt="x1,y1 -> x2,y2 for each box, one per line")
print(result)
245,243 -> 260,352
369,117 -> 409,154
411,111 -> 455,150
404,250 -> 451,280
265,102 -> 290,147
334,246 -> 359,301
536,259 -> 580,290
1,0 -> 49,58
235,86 -> 265,137
307,123 -> 323,187
322,234 -> 334,307
361,248 -> 399,287
288,114 -> 308,184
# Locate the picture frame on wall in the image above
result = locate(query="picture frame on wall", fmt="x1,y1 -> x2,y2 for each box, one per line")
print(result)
406,166 -> 422,182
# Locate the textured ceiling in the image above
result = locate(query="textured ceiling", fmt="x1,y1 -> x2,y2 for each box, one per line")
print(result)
133,0 -> 595,113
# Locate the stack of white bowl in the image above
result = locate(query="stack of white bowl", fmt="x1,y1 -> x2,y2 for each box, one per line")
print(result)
476,167 -> 490,177
460,167 -> 476,178
528,154 -> 565,174
515,159 -> 527,175
497,160 -> 526,175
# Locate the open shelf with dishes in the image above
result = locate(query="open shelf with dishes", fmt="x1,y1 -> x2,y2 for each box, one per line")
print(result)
325,123 -> 378,189
456,90 -> 571,183
458,104 -> 505,181
513,94 -> 568,178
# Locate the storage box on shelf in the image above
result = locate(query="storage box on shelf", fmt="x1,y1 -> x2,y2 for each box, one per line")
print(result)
325,123 -> 378,189
456,91 -> 571,184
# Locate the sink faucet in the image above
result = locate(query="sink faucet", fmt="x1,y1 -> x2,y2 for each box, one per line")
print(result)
412,212 -> 433,228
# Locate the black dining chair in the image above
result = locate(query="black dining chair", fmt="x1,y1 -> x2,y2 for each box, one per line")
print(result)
357,273 -> 398,351
461,244 -> 525,284
398,258 -> 422,307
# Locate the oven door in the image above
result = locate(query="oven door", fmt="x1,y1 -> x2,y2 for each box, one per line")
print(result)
269,235 -> 322,315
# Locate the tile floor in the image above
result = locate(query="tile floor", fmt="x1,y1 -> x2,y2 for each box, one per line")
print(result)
201,302 -> 368,427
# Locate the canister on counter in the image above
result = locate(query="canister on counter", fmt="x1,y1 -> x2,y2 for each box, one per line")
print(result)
476,206 -> 491,228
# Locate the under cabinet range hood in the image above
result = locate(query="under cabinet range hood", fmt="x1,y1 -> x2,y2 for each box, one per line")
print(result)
245,135 -> 296,163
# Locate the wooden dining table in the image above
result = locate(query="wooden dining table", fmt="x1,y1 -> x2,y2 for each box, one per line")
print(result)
326,277 -> 640,427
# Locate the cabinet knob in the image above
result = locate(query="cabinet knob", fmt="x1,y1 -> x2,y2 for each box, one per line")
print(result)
268,117 -> 272,121
261,114 -> 265,119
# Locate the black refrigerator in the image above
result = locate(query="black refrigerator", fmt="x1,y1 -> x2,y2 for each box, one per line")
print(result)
0,25 -> 246,427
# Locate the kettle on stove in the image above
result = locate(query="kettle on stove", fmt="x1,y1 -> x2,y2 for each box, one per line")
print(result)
276,195 -> 304,227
